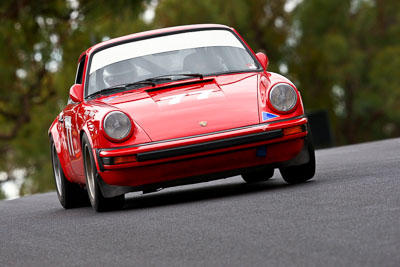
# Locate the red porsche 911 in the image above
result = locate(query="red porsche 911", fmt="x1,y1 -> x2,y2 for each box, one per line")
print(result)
49,24 -> 315,212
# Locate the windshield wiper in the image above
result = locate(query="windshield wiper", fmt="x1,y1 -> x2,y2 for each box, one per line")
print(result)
87,74 -> 203,99
87,80 -> 156,99
145,73 -> 203,82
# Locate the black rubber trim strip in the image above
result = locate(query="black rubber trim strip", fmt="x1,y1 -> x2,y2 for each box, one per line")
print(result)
268,115 -> 306,125
96,149 -> 105,172
144,78 -> 214,93
136,129 -> 283,162
99,115 -> 306,151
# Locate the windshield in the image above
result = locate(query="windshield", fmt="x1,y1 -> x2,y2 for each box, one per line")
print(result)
86,29 -> 260,96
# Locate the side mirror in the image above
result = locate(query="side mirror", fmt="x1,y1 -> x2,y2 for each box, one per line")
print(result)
69,84 -> 83,103
256,52 -> 269,70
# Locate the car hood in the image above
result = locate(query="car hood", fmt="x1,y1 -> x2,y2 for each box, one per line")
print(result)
99,73 -> 260,142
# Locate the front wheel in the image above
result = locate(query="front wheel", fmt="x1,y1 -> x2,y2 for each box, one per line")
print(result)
82,134 -> 124,212
279,137 -> 316,184
50,137 -> 89,209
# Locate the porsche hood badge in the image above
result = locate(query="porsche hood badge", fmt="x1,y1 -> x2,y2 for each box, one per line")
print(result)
199,121 -> 208,127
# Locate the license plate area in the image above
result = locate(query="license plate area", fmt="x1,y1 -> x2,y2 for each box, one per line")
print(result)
256,146 -> 267,157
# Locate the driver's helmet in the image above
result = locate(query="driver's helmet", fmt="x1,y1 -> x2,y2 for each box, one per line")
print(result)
103,60 -> 136,87
183,52 -> 210,73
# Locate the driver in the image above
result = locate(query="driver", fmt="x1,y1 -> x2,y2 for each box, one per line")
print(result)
183,52 -> 210,74
102,60 -> 137,88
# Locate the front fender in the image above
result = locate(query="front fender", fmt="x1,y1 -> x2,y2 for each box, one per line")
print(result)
257,72 -> 305,124
49,117 -> 75,183
79,103 -> 152,172
49,118 -> 62,154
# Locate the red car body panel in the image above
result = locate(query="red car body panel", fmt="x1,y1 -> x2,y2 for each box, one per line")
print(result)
100,73 -> 260,141
49,24 -> 310,194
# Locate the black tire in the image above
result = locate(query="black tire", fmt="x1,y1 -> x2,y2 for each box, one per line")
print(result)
279,136 -> 316,184
50,137 -> 89,209
82,134 -> 124,212
242,168 -> 274,183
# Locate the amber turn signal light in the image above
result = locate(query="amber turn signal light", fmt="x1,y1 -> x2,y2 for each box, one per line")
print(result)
114,155 -> 137,164
283,125 -> 303,136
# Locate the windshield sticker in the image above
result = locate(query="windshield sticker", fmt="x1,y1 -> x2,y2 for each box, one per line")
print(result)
262,112 -> 279,121
247,63 -> 257,69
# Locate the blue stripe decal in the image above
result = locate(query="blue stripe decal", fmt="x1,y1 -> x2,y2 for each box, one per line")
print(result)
262,112 -> 279,121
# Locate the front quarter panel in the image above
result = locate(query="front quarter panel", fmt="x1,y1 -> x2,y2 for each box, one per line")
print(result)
49,114 -> 76,183
81,101 -> 152,149
258,72 -> 305,124
80,101 -> 153,171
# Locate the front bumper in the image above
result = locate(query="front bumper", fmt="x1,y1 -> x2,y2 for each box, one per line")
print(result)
95,116 -> 309,197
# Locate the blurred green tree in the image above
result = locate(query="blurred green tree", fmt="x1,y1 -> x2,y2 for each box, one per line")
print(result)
0,0 -> 149,198
289,0 -> 400,144
0,187 -> 4,199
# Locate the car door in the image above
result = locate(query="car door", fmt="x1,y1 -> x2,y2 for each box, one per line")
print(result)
60,56 -> 86,182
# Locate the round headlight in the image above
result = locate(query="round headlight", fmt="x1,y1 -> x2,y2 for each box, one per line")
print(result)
103,111 -> 132,141
269,83 -> 298,112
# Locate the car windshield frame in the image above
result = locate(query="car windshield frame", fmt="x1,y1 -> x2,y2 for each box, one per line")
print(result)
83,27 -> 262,100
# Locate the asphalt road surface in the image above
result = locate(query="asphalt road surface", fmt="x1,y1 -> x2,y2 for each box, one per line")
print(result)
1,138 -> 400,266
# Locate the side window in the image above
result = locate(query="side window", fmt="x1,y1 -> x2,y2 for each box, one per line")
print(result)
68,56 -> 85,105
75,56 -> 86,84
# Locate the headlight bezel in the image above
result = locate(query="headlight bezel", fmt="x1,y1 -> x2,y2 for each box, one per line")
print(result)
102,111 -> 133,142
268,82 -> 299,113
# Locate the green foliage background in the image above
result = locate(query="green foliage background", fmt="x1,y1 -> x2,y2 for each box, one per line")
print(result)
0,0 -> 399,199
